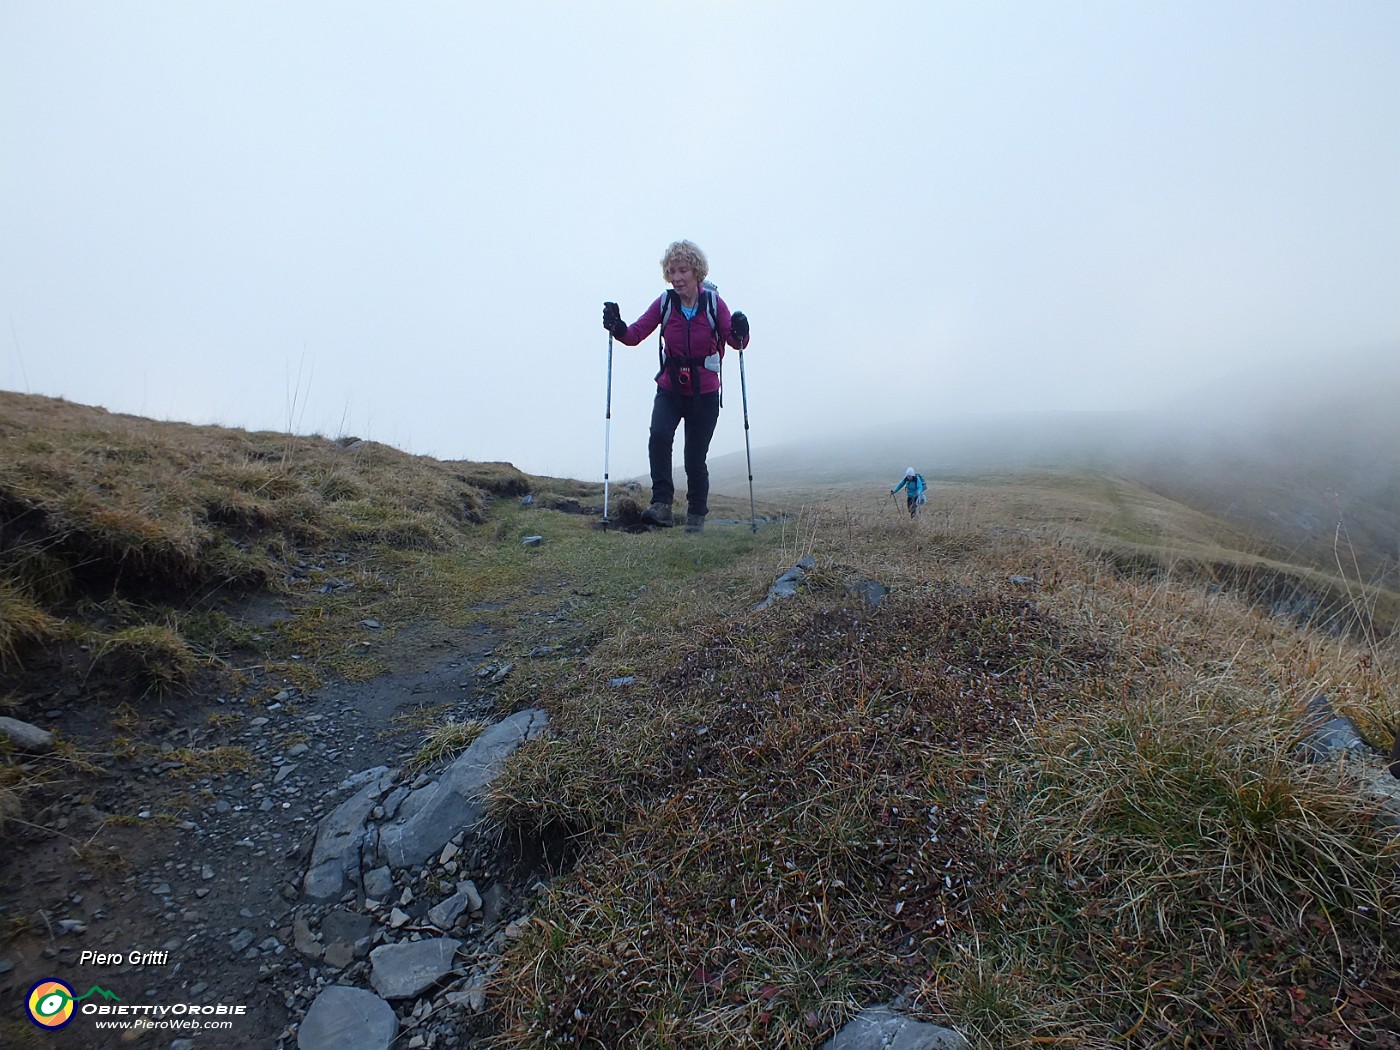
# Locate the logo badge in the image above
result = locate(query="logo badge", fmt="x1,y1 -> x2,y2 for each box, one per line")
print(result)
27,979 -> 76,1028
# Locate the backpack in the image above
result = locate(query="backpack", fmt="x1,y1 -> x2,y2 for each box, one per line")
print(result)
906,473 -> 926,503
657,280 -> 721,399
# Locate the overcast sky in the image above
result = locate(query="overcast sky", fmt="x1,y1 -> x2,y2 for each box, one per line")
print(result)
2,1 -> 1397,480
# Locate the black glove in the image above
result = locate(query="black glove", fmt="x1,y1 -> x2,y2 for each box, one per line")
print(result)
602,302 -> 625,337
731,311 -> 749,341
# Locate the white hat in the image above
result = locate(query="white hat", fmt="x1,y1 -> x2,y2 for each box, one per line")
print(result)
905,467 -> 916,477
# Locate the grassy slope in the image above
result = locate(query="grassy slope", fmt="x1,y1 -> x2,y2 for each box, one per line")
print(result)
2,393 -> 1398,1048
488,485 -> 1400,1049
709,343 -> 1400,596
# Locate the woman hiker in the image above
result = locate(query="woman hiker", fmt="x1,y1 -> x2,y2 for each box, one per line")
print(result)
603,240 -> 750,534
892,467 -> 926,518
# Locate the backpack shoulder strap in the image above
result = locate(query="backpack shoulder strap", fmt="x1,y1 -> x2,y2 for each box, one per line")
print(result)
655,287 -> 721,386
659,286 -> 719,335
657,289 -> 677,376
702,287 -> 719,336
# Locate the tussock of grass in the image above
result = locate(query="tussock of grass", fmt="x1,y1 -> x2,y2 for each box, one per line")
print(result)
0,584 -> 63,668
942,687 -> 1399,1045
93,624 -> 199,694
449,461 -> 533,497
408,718 -> 488,773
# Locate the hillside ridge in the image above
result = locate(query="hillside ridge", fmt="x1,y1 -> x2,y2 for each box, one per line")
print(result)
1,391 -> 1397,1048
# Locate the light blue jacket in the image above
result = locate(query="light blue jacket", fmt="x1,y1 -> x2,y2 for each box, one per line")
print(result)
892,473 -> 925,499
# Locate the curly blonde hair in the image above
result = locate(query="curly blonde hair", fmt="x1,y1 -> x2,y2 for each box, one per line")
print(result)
659,240 -> 709,283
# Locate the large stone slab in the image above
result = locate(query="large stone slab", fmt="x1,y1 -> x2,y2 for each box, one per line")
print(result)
303,771 -> 395,901
298,985 -> 397,1050
369,936 -> 461,999
377,709 -> 548,869
823,1007 -> 969,1050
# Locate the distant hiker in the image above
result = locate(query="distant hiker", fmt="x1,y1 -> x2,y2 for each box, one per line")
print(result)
891,467 -> 926,518
603,240 -> 750,534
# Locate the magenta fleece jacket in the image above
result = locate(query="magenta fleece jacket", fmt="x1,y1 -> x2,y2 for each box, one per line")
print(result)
614,292 -> 750,396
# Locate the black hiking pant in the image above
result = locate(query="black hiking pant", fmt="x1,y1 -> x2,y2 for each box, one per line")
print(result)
648,390 -> 720,517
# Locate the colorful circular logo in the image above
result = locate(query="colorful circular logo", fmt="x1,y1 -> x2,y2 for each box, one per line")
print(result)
27,979 -> 76,1028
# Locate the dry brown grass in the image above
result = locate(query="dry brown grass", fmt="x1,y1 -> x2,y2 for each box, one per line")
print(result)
0,391 -> 525,611
0,583 -> 63,670
0,392 -> 538,680
488,494 -> 1400,1049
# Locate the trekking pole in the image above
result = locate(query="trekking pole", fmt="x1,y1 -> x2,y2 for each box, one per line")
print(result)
602,333 -> 614,523
738,343 -> 756,532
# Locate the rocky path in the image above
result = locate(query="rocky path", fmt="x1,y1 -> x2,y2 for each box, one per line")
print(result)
1,606 -> 578,1049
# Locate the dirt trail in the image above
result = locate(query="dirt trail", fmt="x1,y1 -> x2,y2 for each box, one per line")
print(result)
1,595 -> 573,1048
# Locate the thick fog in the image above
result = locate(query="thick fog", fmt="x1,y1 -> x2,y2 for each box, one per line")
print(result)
705,343 -> 1400,579
2,2 -> 1397,482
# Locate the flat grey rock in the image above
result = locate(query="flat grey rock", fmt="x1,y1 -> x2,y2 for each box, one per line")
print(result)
298,985 -> 397,1050
339,765 -> 392,792
823,1007 -> 969,1050
362,865 -> 394,900
377,709 -> 548,869
428,886 -> 474,930
0,716 -> 54,752
302,773 -> 393,901
754,557 -> 817,611
1301,716 -> 1368,758
301,860 -> 346,903
1298,695 -> 1369,762
369,936 -> 461,999
851,579 -> 888,609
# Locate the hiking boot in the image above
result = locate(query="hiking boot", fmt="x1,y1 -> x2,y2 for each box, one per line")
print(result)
684,513 -> 705,533
640,502 -> 673,527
